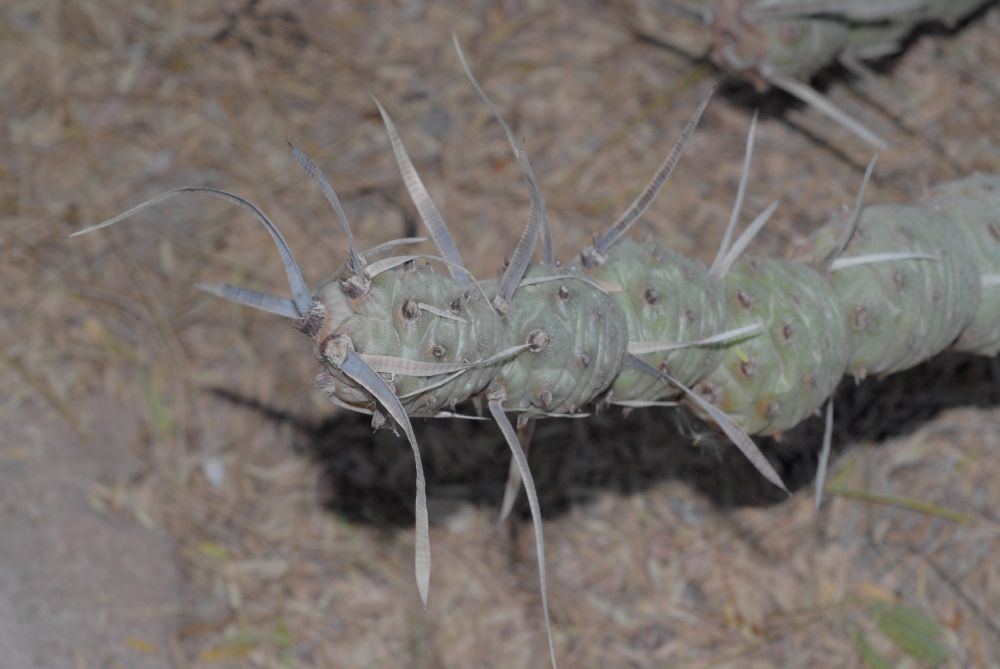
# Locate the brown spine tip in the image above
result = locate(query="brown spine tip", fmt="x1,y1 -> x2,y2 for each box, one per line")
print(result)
538,389 -> 553,408
297,300 -> 327,338
739,359 -> 755,379
321,333 -> 353,367
737,289 -> 753,310
695,381 -> 722,406
580,245 -> 606,269
401,299 -> 419,321
760,400 -> 781,420
850,305 -> 869,331
527,329 -> 550,352
340,278 -> 364,300
780,323 -> 793,342
493,295 -> 511,315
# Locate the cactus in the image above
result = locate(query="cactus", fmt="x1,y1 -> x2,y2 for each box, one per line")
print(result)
707,0 -> 989,80
70,40 -> 1000,669
634,0 -> 993,147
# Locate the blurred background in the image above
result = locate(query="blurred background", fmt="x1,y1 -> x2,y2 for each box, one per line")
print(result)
2,1 -> 999,667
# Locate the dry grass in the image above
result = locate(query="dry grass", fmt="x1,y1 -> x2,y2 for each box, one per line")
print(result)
2,1 -> 1000,667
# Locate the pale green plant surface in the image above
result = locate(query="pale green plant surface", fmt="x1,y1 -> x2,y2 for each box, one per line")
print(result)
3,2 -> 1000,668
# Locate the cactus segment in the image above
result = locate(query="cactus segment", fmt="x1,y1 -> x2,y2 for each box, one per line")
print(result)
747,0 -> 926,22
695,257 -> 851,435
314,264 -> 501,414
923,174 -> 1000,355
640,0 -> 992,146
584,239 -> 729,401
807,204 -> 980,377
928,0 -> 991,26
750,0 -> 925,57
711,0 -> 990,80
489,265 -> 629,415
713,0 -> 849,80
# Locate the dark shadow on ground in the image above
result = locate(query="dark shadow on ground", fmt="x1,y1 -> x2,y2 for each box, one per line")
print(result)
209,351 -> 1000,528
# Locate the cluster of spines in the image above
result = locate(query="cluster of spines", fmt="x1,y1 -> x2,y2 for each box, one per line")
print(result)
71,36 -> 1000,669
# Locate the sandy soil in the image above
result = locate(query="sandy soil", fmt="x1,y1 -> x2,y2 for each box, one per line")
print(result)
2,1 -> 999,667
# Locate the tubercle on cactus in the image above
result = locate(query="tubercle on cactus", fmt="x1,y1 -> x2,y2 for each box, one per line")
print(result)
636,0 -> 993,147
71,38 -> 1000,669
